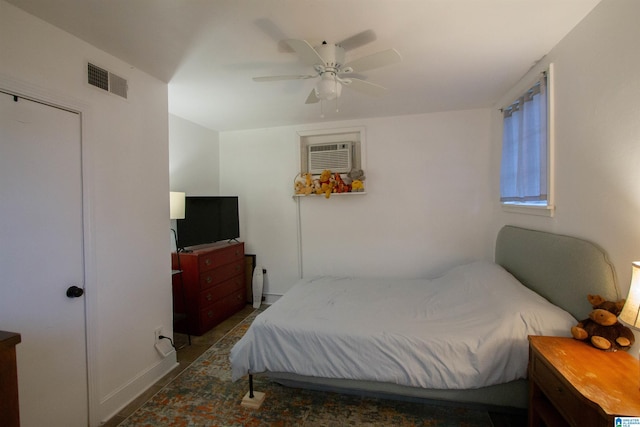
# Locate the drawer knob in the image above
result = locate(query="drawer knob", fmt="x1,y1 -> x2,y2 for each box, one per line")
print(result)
208,310 -> 213,318
206,293 -> 212,301
205,259 -> 212,266
206,276 -> 213,284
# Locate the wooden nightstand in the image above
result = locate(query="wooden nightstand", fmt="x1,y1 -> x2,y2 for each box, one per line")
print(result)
528,336 -> 640,426
0,331 -> 21,427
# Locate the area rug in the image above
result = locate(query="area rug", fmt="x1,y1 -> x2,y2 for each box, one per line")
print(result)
120,310 -> 494,426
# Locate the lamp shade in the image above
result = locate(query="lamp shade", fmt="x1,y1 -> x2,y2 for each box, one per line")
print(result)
169,192 -> 185,220
619,261 -> 640,329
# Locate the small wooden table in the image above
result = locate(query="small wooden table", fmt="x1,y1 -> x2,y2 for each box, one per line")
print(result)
528,335 -> 640,427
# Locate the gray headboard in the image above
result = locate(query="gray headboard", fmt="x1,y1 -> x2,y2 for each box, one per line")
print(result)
495,226 -> 620,320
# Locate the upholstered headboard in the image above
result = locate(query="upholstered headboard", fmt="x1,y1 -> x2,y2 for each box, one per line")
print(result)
495,226 -> 620,320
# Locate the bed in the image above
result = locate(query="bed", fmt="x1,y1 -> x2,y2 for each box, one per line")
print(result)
230,226 -> 621,409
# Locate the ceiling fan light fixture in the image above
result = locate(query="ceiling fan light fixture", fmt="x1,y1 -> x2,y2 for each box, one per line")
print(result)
315,74 -> 342,101
253,34 -> 401,105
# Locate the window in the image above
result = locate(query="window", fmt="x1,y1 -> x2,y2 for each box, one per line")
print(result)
500,67 -> 554,216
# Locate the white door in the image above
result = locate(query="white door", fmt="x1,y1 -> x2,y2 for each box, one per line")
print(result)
0,91 -> 88,426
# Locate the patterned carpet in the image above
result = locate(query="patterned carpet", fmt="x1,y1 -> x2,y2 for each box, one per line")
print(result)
120,310 -> 495,426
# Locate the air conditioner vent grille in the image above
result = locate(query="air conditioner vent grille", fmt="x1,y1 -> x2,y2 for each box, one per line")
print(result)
310,144 -> 339,153
87,62 -> 128,99
308,142 -> 352,174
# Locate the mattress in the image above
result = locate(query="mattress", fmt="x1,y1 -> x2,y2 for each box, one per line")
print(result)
230,261 -> 576,390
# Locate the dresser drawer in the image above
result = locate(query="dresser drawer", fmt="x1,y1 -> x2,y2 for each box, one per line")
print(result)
199,275 -> 244,308
531,355 -> 598,426
199,289 -> 246,331
198,259 -> 244,290
198,243 -> 244,272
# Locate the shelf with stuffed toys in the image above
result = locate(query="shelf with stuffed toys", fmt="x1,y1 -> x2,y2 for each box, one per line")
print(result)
293,168 -> 366,198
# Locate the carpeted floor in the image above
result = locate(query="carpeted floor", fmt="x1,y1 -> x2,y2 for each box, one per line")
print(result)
119,309 -> 522,426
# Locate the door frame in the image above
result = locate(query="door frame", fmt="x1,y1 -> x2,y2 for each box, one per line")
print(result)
0,73 -> 99,426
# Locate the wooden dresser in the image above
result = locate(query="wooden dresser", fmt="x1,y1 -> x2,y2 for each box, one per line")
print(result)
528,335 -> 640,427
172,241 -> 246,336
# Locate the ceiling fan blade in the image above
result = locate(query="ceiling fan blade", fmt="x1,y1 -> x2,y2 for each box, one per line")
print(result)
338,30 -> 377,51
285,39 -> 326,65
254,18 -> 295,53
253,75 -> 316,82
342,78 -> 387,97
305,88 -> 320,104
343,48 -> 402,73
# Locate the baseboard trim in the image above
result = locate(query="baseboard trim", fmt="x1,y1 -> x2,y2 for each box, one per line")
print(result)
98,355 -> 179,424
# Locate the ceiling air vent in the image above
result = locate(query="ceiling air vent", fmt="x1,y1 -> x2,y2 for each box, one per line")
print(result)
87,62 -> 128,99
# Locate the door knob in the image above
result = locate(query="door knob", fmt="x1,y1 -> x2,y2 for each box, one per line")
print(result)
66,286 -> 84,298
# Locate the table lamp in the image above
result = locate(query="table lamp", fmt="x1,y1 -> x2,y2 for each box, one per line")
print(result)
170,192 -> 185,220
170,192 -> 185,253
620,262 -> 640,330
619,262 -> 640,391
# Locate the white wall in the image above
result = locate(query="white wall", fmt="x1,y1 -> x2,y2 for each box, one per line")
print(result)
0,2 -> 175,424
220,109 -> 494,298
491,0 -> 640,297
169,114 -> 220,195
490,0 -> 640,354
220,126 -> 302,297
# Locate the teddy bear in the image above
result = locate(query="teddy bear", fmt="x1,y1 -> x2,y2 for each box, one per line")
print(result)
570,294 -> 635,351
315,169 -> 334,198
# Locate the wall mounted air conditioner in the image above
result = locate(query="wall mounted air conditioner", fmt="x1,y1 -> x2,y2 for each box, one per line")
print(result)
308,142 -> 352,174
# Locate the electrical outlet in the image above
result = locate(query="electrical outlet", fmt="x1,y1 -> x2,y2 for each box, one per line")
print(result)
154,326 -> 163,343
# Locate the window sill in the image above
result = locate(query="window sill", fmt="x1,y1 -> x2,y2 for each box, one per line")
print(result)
501,203 -> 555,217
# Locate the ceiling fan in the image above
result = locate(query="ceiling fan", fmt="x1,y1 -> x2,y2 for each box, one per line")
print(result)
253,31 -> 402,105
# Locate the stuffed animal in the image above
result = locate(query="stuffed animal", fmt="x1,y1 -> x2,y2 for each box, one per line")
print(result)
348,168 -> 366,182
316,169 -> 334,198
570,294 -> 635,351
294,174 -> 305,194
294,173 -> 314,195
351,179 -> 364,192
300,173 -> 314,195
346,169 -> 365,192
333,172 -> 349,193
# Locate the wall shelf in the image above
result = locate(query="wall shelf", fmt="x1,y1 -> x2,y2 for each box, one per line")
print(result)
293,192 -> 366,198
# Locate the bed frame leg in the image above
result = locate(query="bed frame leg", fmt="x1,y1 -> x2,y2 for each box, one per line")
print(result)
241,374 -> 265,409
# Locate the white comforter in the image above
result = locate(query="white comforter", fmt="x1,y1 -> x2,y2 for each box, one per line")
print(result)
230,261 -> 576,389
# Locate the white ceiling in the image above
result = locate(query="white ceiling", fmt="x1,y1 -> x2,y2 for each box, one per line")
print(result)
7,0 -> 601,131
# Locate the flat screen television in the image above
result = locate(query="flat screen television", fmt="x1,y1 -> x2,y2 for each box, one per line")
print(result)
176,196 -> 239,250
